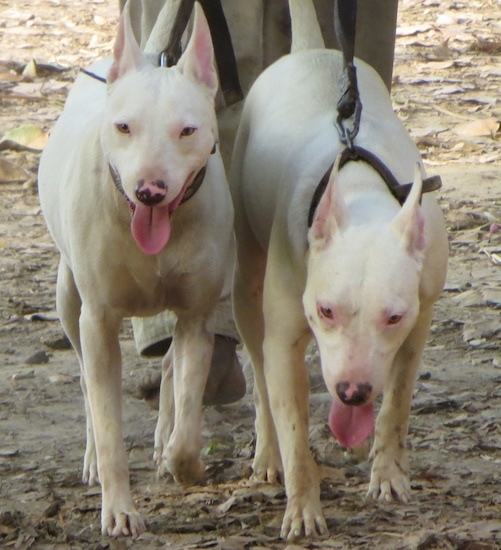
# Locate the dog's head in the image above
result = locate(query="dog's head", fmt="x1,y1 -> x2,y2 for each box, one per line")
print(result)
101,3 -> 219,255
304,161 -> 426,448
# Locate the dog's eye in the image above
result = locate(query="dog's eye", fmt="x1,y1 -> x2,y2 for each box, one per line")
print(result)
387,314 -> 403,325
115,123 -> 130,134
318,305 -> 334,320
180,126 -> 196,137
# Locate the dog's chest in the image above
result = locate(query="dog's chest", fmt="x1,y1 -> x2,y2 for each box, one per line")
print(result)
103,265 -> 195,317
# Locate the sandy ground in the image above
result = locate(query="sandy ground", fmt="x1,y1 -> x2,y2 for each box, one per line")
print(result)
0,0 -> 500,548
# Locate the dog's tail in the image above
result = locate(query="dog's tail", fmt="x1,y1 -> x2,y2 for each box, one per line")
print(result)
289,0 -> 325,53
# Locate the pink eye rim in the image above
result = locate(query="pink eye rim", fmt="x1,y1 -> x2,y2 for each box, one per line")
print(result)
387,313 -> 403,325
318,304 -> 334,320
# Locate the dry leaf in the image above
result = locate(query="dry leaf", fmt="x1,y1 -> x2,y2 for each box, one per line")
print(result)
22,59 -> 37,77
396,23 -> 433,36
0,156 -> 28,183
435,85 -> 465,95
94,15 -> 107,26
463,319 -> 501,345
480,286 -> 501,306
0,124 -> 48,151
10,534 -> 35,550
426,60 -> 455,70
450,289 -> 484,307
6,81 -> 43,99
0,71 -> 23,84
212,495 -> 237,517
454,118 -> 500,138
435,13 -> 459,26
482,249 -> 501,267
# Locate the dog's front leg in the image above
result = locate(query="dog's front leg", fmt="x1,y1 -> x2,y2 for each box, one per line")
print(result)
368,305 -> 435,503
79,305 -> 145,537
55,262 -> 99,486
261,249 -> 328,540
153,345 -> 175,474
155,316 -> 212,484
232,227 -> 282,482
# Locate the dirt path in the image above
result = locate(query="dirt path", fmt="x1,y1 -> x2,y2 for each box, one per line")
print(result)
0,1 -> 500,549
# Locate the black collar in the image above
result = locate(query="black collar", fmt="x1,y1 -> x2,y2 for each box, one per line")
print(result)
307,146 -> 442,227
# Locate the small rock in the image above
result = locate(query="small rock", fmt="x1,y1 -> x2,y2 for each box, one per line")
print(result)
43,501 -> 61,518
48,374 -> 74,385
0,448 -> 19,457
417,532 -> 441,549
12,370 -> 35,380
25,350 -> 49,365
0,510 -> 16,526
42,335 -> 72,350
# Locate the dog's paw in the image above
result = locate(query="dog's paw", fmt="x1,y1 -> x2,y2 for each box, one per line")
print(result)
367,455 -> 411,502
82,447 -> 99,486
252,445 -> 283,484
251,462 -> 283,484
101,502 -> 146,538
280,491 -> 328,540
155,457 -> 174,482
155,445 -> 205,485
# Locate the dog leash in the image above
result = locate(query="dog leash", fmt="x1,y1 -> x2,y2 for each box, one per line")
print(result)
197,0 -> 243,105
81,1 -> 243,109
157,0 -> 193,68
307,0 -> 442,227
158,0 -> 243,106
334,0 -> 361,149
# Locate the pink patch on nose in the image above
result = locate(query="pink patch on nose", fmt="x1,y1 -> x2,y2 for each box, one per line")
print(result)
135,179 -> 167,206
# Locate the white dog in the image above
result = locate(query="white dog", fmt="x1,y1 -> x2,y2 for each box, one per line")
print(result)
38,3 -> 233,536
230,0 -> 448,540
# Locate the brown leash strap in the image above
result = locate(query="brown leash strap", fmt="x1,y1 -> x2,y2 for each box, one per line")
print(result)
159,0 -> 242,106
199,0 -> 243,105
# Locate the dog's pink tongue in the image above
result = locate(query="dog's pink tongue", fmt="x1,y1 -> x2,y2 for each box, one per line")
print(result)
131,203 -> 171,255
328,399 -> 375,448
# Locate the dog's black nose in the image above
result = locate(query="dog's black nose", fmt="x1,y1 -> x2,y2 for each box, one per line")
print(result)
336,381 -> 372,406
135,179 -> 167,206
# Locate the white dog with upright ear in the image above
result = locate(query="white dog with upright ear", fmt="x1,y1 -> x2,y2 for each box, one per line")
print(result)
230,0 -> 448,540
38,3 -> 233,536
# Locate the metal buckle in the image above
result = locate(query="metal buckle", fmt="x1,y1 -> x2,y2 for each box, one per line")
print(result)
335,98 -> 362,151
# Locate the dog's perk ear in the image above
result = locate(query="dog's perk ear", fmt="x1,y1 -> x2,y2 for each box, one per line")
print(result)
107,4 -> 146,84
391,163 -> 426,259
177,3 -> 218,96
309,155 -> 349,250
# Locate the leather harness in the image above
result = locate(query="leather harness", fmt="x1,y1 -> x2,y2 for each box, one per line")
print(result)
307,146 -> 443,227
